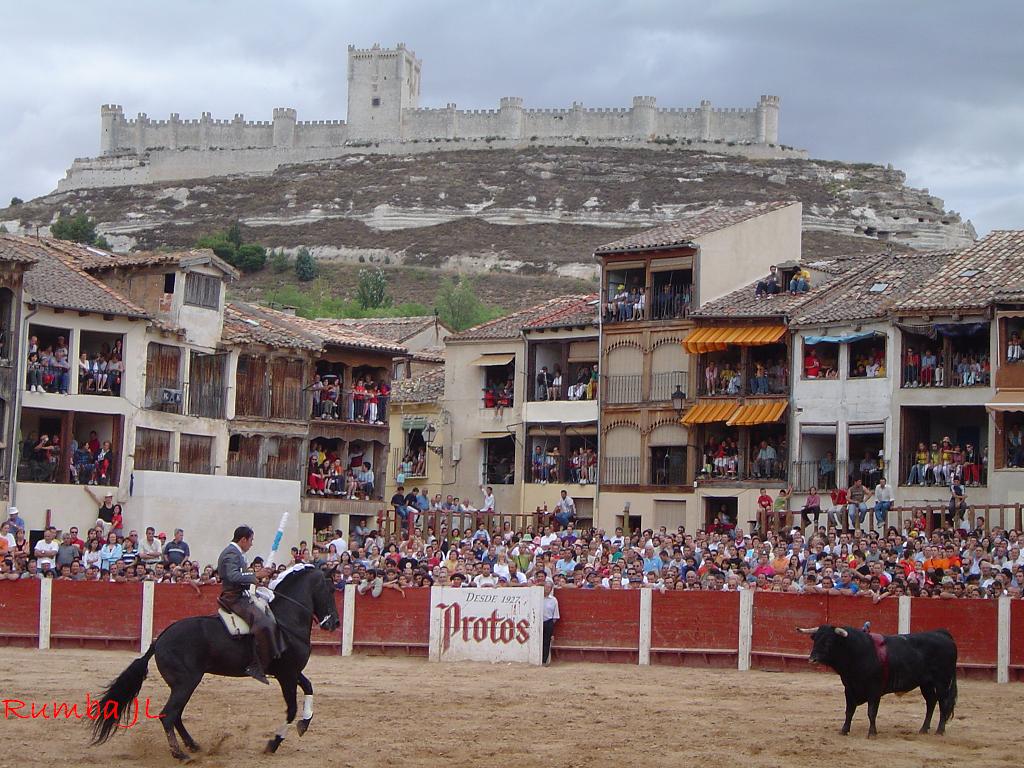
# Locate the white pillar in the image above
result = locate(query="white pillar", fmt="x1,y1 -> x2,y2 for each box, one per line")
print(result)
38,578 -> 52,650
638,588 -> 652,666
341,583 -> 355,657
738,589 -> 754,671
140,580 -> 155,652
997,596 -> 1010,684
898,595 -> 911,634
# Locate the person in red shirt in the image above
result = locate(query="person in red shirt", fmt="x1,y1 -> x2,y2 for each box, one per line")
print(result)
804,349 -> 821,379
756,488 -> 773,534
828,487 -> 848,528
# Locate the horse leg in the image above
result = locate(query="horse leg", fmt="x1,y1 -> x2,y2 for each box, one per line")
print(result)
175,718 -> 201,753
296,672 -> 313,736
160,675 -> 202,761
265,672 -> 298,755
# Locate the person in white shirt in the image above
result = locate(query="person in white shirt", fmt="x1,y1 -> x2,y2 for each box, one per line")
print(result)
873,477 -> 894,528
542,581 -> 559,665
328,531 -> 349,558
138,527 -> 163,564
473,563 -> 498,588
539,527 -> 559,547
479,485 -> 495,514
34,527 -> 60,572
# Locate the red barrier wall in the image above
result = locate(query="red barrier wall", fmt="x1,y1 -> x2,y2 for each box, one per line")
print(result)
153,583 -> 222,636
51,581 -> 142,650
352,588 -> 430,656
752,592 -> 828,671
553,589 -> 639,663
0,580 -> 40,647
911,597 -> 998,678
1011,601 -> 1024,682
310,591 -> 343,655
825,595 -> 900,636
651,591 -> 739,667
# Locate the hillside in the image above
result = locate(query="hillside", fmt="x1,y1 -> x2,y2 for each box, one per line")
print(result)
0,146 -> 975,310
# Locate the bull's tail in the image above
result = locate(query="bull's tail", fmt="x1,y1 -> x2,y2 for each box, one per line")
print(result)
943,673 -> 957,721
90,644 -> 155,745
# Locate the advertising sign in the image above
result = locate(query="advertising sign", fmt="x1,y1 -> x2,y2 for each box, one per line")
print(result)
429,587 -> 543,665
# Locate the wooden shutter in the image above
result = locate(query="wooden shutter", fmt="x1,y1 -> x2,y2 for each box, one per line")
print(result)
270,358 -> 305,420
134,428 -> 171,471
235,354 -> 268,417
179,434 -> 214,475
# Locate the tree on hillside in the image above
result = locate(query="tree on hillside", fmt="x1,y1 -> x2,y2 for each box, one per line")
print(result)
294,247 -> 318,282
9,197 -> 23,207
356,267 -> 391,309
235,243 -> 267,273
434,276 -> 497,331
195,231 -> 238,261
226,221 -> 243,249
50,213 -> 97,244
269,248 -> 290,273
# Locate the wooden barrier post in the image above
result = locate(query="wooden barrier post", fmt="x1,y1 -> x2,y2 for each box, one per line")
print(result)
638,589 -> 652,666
341,583 -> 355,657
38,578 -> 52,650
898,595 -> 911,634
140,580 -> 155,652
737,589 -> 753,671
998,596 -> 1010,684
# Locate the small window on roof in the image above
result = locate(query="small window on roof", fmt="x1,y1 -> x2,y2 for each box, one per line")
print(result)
868,282 -> 889,293
958,268 -> 981,278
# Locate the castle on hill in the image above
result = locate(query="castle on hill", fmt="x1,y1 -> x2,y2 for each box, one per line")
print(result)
99,43 -> 782,153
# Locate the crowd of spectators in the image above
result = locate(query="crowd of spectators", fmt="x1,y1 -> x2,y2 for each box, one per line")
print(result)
534,365 -> 598,402
604,283 -> 692,322
20,430 -> 115,485
25,335 -> 124,395
311,374 -> 390,424
849,346 -> 886,379
702,359 -> 788,395
699,435 -> 787,481
903,347 -> 991,388
905,436 -> 987,487
306,441 -> 376,498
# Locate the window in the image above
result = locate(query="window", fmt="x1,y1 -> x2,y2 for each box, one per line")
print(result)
848,336 -> 886,379
958,269 -> 981,278
179,434 -> 214,475
183,272 -> 220,309
134,427 -> 172,472
235,354 -> 268,417
482,436 -> 515,485
371,97 -> 381,107
802,341 -> 838,380
650,446 -> 686,485
78,330 -> 126,397
0,287 -> 14,360
146,343 -> 183,412
269,358 -> 305,420
188,351 -> 227,419
868,282 -> 889,293
163,273 -> 176,294
26,323 -> 72,394
228,434 -> 261,477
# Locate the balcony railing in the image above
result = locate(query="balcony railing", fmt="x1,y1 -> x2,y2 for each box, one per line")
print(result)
651,371 -> 687,402
605,374 -> 642,404
899,453 -> 985,487
313,392 -> 389,424
392,448 -> 428,482
604,285 -> 692,325
901,358 -> 992,389
789,459 -> 890,492
602,456 -> 640,485
698,367 -> 788,397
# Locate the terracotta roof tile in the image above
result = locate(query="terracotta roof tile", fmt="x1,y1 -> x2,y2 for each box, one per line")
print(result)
44,241 -> 239,279
594,201 -> 796,254
314,316 -> 446,343
223,303 -> 323,351
391,366 -> 445,404
691,273 -> 843,320
894,231 -> 1024,313
3,235 -> 150,318
225,302 -> 407,355
448,294 -> 596,341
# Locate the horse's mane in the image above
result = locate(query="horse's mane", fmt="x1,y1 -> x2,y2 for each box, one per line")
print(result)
269,562 -> 317,591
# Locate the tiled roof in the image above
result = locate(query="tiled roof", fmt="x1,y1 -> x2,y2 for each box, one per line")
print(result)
225,302 -> 407,355
594,201 -> 796,254
44,241 -> 239,279
391,366 -> 445,404
315,316 -> 446,343
223,303 -> 323,351
894,231 -> 1024,313
691,273 -> 842,320
3,235 -> 150,318
0,237 -> 39,264
522,295 -> 599,330
793,250 -> 960,325
448,294 -> 596,341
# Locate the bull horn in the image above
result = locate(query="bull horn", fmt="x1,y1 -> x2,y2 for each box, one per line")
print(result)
834,627 -> 849,637
796,626 -> 819,634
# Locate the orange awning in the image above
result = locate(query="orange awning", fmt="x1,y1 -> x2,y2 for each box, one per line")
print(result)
985,389 -> 1024,413
727,400 -> 789,426
680,399 -> 741,425
682,325 -> 787,354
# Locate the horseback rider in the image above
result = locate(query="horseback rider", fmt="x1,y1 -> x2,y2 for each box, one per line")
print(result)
217,525 -> 285,684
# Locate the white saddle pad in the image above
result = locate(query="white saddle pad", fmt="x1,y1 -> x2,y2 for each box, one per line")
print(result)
218,587 -> 273,636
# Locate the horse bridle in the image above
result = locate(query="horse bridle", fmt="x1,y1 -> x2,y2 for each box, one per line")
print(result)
270,584 -> 335,628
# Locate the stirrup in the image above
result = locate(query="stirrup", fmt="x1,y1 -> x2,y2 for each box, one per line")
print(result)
245,662 -> 269,685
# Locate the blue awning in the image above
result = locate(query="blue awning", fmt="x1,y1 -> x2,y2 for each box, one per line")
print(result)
803,331 -> 883,345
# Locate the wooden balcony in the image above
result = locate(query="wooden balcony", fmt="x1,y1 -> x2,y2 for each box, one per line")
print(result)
301,494 -> 382,518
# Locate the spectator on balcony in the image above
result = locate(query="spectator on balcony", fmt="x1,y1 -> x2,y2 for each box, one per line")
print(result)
704,360 -> 719,395
536,366 -> 552,401
751,363 -> 770,395
51,348 -> 71,394
948,480 -> 967,526
962,443 -> 981,486
307,456 -> 327,495
799,487 -> 822,531
753,440 -> 777,479
859,450 -> 882,487
531,445 -> 547,483
357,462 -> 376,497
549,366 -> 563,401
754,265 -> 781,299
1008,333 -> 1023,363
803,348 -> 821,379
846,479 -> 872,531
920,348 -> 937,386
546,447 -> 561,484
366,382 -> 380,424
632,287 -> 646,320
319,380 -> 338,419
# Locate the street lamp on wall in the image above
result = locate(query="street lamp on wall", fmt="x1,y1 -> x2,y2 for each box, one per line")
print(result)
423,422 -> 443,455
671,384 -> 687,415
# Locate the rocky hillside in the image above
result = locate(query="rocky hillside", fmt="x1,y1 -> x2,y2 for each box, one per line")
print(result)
1,146 -> 975,294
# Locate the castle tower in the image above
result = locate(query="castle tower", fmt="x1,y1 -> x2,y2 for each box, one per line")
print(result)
498,97 -> 524,140
347,42 -> 422,141
758,95 -> 780,144
699,100 -> 712,142
630,96 -> 657,139
273,107 -> 297,148
100,104 -> 124,154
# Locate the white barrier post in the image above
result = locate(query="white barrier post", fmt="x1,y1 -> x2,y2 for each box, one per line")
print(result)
738,589 -> 753,671
140,580 -> 155,653
341,583 -> 355,657
898,595 -> 911,634
997,596 -> 1010,684
38,578 -> 52,650
638,588 -> 652,666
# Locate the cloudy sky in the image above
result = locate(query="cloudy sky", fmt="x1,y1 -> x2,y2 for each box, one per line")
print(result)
2,0 -> 1021,234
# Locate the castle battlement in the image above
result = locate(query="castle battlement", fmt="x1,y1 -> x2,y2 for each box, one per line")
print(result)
84,42 -> 786,182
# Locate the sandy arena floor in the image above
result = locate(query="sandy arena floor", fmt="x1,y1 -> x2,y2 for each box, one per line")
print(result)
0,648 -> 1018,768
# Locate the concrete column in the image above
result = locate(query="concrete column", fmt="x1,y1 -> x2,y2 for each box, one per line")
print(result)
898,595 -> 911,634
737,588 -> 754,670
38,578 -> 52,650
341,583 -> 355,656
997,596 -> 1010,684
140,580 -> 155,652
638,588 -> 652,665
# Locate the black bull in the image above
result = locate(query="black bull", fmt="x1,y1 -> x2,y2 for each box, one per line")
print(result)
798,625 -> 958,737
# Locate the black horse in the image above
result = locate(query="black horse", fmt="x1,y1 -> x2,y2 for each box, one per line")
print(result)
91,564 -> 340,760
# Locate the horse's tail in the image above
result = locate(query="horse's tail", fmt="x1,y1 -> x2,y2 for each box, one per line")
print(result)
90,644 -> 156,745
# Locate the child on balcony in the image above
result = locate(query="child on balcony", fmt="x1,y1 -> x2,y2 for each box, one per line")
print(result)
1009,332 -> 1023,362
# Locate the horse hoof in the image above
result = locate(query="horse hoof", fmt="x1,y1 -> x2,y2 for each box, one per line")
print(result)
185,741 -> 201,753
171,752 -> 192,763
297,718 -> 311,737
264,736 -> 283,754
919,728 -> 930,735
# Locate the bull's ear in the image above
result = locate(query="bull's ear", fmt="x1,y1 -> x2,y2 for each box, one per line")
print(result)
834,627 -> 849,638
796,626 -> 819,634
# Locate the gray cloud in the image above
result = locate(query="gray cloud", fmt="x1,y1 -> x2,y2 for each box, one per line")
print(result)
2,0 -> 1021,234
